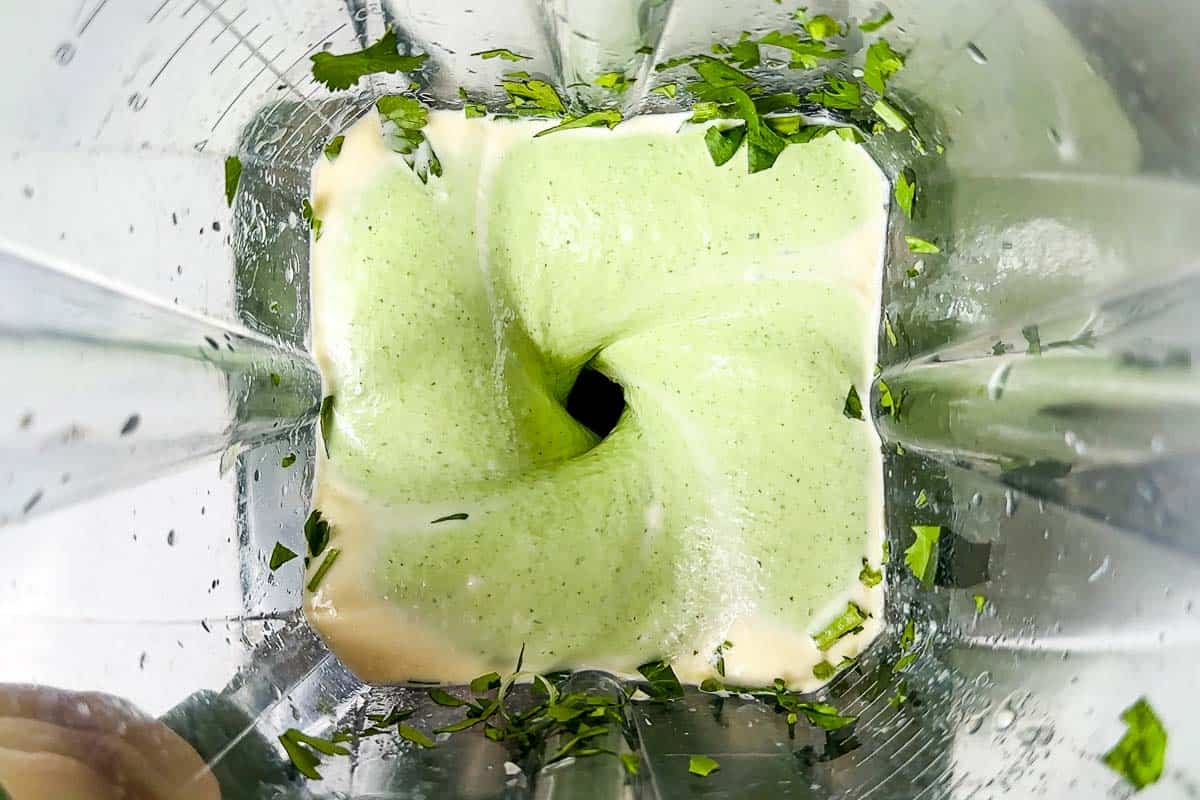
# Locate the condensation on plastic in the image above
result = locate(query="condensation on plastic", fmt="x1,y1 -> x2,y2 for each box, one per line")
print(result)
1,0 -> 1198,798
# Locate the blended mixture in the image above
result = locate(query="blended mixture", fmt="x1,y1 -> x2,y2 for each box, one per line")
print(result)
306,110 -> 888,690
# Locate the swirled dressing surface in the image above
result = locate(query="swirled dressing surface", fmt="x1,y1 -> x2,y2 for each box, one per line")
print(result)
306,110 -> 887,691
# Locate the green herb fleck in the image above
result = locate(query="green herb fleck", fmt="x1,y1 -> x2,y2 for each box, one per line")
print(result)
859,559 -> 883,587
906,525 -> 941,587
813,602 -> 868,650
534,109 -> 623,138
1022,325 -> 1042,355
431,512 -> 469,524
307,548 -> 341,591
323,135 -> 345,161
376,95 -> 429,149
759,30 -> 844,69
795,702 -> 856,731
311,30 -> 428,91
689,755 -> 721,777
900,619 -> 915,650
895,170 -> 916,218
501,78 -> 566,115
843,384 -> 864,420
883,311 -> 899,347
397,723 -> 437,749
889,680 -> 909,708
651,83 -> 679,98
620,752 -> 640,775
637,660 -> 685,700
429,688 -> 466,707
915,489 -> 929,508
992,341 -> 1010,356
301,198 -> 322,240
270,372 -> 281,386
873,98 -> 910,131
860,10 -> 895,32
813,661 -> 835,680
804,14 -> 842,41
864,39 -> 905,93
319,395 -> 335,456
470,672 -> 502,694
1103,698 -> 1166,790
472,48 -> 532,62
805,77 -> 861,109
304,510 -> 330,558
704,124 -> 747,166
973,593 -> 987,614
594,71 -> 632,92
269,542 -> 298,570
281,453 -> 296,468
279,728 -> 349,780
905,235 -> 940,253
224,156 -> 242,207
465,102 -> 488,118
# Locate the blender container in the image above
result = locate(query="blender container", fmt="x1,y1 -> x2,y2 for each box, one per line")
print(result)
2,0 -> 1198,797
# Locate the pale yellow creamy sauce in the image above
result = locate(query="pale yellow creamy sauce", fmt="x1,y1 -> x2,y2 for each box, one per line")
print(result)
306,110 -> 887,691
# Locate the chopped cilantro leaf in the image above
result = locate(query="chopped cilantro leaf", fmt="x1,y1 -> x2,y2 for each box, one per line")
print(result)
464,103 -> 488,118
304,510 -> 330,558
973,593 -> 987,614
637,660 -> 685,700
1103,698 -> 1167,790
301,198 -> 322,240
376,95 -> 429,151
859,559 -> 883,587
651,83 -> 679,98
319,395 -> 335,456
906,525 -> 941,587
915,488 -> 929,508
620,752 -> 640,775
281,453 -> 296,468
323,135 -> 345,161
753,92 -> 801,114
890,680 -> 909,708
813,602 -> 868,650
224,156 -> 242,207
472,48 -> 532,62
905,235 -> 940,253
429,688 -> 466,707
501,78 -> 565,115
692,84 -> 788,173
270,372 -> 281,387
900,620 -> 915,650
713,36 -> 761,69
691,55 -> 754,87
805,14 -> 842,41
805,77 -> 861,109
843,385 -> 865,420
311,30 -> 428,91
397,723 -> 437,749
883,311 -> 899,347
864,39 -> 905,93
992,341 -> 1009,356
431,512 -> 469,524
689,755 -> 721,776
279,728 -> 349,780
534,109 -> 623,137
470,672 -> 502,694
813,661 -> 835,680
895,170 -> 916,218
307,548 -> 341,591
269,542 -> 298,570
758,30 -> 844,69
873,98 -> 910,131
704,124 -> 747,166
594,71 -> 632,92
860,10 -> 895,32
1022,325 -> 1042,355
795,702 -> 856,731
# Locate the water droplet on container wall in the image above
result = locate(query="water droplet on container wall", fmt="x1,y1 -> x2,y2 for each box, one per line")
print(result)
966,42 -> 988,64
53,42 -> 75,65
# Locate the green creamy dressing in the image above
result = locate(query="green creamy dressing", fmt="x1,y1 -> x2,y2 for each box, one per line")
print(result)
308,112 -> 887,686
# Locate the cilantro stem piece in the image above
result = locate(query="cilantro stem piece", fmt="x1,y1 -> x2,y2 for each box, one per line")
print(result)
307,548 -> 341,591
1022,325 -> 1043,355
872,98 -> 909,132
843,385 -> 864,420
689,755 -> 720,776
269,543 -> 298,570
905,235 -> 939,254
311,30 -> 428,91
224,156 -> 242,207
813,602 -> 868,650
637,660 -> 684,700
534,109 -> 623,138
905,525 -> 941,587
1103,698 -> 1167,790
323,136 -> 345,161
472,48 -> 532,62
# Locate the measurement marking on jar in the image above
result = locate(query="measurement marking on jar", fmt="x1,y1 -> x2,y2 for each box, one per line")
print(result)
77,0 -> 111,35
150,0 -> 228,86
